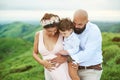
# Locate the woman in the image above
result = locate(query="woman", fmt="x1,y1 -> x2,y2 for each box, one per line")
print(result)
33,13 -> 71,80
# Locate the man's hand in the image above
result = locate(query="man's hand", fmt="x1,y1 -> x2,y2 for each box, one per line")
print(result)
50,54 -> 68,67
59,50 -> 68,55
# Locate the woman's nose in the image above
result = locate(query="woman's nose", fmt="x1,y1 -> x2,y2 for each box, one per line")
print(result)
52,32 -> 56,35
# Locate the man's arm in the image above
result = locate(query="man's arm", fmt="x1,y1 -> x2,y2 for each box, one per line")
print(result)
72,26 -> 102,64
50,54 -> 68,66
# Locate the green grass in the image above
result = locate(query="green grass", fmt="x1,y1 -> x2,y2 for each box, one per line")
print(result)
101,32 -> 120,80
0,22 -> 120,80
0,32 -> 120,80
0,50 -> 44,80
0,22 -> 42,42
0,38 -> 44,80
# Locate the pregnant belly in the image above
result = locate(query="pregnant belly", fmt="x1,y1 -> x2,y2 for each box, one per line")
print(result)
42,54 -> 57,60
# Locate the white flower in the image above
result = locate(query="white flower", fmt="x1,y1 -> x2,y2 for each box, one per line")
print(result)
41,16 -> 59,26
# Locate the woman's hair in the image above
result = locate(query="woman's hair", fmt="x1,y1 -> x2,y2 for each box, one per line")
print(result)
58,18 -> 74,31
40,13 -> 60,29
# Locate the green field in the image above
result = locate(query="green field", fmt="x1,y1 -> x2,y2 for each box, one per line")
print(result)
0,22 -> 120,80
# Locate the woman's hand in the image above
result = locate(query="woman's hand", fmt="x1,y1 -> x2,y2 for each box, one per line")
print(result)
41,59 -> 55,71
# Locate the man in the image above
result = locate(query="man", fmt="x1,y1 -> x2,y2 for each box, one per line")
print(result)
71,9 -> 103,80
51,9 -> 103,80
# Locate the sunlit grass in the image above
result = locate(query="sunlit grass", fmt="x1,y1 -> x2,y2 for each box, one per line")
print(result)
0,31 -> 120,80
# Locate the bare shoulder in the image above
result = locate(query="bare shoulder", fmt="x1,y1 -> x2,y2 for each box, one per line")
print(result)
35,31 -> 40,36
35,31 -> 40,38
34,31 -> 40,42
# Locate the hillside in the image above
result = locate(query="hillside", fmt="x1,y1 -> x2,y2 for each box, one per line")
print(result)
94,21 -> 120,33
101,33 -> 120,80
0,33 -> 120,80
0,21 -> 42,42
0,21 -> 120,42
0,38 -> 44,80
0,38 -> 32,60
0,22 -> 120,80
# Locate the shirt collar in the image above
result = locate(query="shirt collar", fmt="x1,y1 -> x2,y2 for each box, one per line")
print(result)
64,32 -> 75,41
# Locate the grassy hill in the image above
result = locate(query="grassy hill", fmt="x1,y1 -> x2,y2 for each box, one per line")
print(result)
0,33 -> 120,80
0,21 -> 120,38
0,38 -> 31,60
0,22 -> 120,80
94,21 -> 120,33
0,38 -> 44,80
101,33 -> 120,80
0,21 -> 42,42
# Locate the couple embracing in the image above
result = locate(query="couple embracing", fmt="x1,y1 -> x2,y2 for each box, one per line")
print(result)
33,9 -> 103,80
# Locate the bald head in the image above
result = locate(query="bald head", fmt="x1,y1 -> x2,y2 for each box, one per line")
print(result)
74,9 -> 88,21
73,9 -> 88,34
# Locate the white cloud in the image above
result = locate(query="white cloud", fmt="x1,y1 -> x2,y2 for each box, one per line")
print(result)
0,10 -> 120,22
0,0 -> 120,22
0,0 -> 120,11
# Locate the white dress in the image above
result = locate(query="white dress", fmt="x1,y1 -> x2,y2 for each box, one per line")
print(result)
38,30 -> 71,80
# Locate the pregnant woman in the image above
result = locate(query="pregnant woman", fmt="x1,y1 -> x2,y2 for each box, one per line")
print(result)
33,13 -> 71,80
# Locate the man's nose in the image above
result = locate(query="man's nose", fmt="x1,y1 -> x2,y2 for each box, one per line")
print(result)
75,25 -> 79,28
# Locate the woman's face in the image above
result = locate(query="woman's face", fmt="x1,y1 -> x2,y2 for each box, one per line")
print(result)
45,27 -> 57,36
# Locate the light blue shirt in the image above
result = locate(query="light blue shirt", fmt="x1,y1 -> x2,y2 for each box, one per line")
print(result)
63,31 -> 80,63
72,22 -> 103,66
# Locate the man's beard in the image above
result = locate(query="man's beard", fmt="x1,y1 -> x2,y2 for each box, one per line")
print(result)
74,25 -> 86,34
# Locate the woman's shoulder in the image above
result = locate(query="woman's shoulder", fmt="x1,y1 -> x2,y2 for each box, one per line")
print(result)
34,31 -> 41,42
35,31 -> 41,38
35,30 -> 43,36
35,31 -> 39,36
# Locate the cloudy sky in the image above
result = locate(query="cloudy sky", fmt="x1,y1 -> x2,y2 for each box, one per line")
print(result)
0,0 -> 120,22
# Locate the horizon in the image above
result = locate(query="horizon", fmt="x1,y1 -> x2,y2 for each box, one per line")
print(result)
0,10 -> 120,24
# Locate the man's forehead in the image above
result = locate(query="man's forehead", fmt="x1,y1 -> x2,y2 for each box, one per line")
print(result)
73,19 -> 84,24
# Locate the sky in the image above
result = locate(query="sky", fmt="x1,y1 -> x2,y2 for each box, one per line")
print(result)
0,0 -> 120,22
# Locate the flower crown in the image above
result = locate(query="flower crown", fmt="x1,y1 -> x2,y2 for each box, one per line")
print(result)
41,16 -> 60,26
